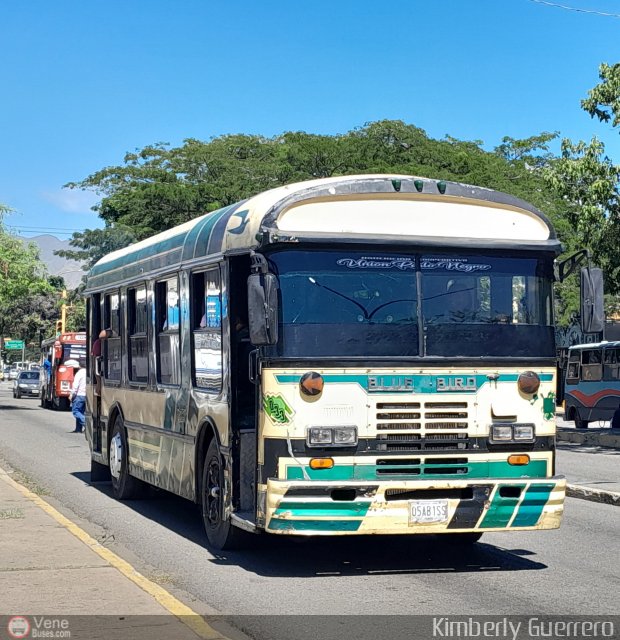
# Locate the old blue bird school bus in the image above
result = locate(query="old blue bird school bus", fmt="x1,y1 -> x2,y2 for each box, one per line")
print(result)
83,174 -> 603,549
564,340 -> 620,429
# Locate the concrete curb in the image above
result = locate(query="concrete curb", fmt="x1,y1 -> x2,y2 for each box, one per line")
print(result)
557,428 -> 620,449
567,483 -> 620,507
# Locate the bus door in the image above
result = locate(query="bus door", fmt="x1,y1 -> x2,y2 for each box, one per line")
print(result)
90,294 -> 104,453
229,255 -> 256,517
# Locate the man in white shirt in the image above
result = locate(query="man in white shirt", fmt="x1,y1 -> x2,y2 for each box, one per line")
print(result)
70,360 -> 87,433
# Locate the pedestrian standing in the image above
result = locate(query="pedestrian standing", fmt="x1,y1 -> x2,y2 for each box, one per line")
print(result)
70,360 -> 86,433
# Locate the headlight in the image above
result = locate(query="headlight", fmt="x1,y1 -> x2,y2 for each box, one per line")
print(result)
490,423 -> 535,443
333,427 -> 357,445
490,425 -> 513,441
513,424 -> 534,440
307,428 -> 333,445
19,383 -> 28,388
307,426 -> 358,447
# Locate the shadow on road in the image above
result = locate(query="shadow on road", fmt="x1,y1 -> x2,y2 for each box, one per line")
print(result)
73,472 -> 547,578
0,404 -> 39,411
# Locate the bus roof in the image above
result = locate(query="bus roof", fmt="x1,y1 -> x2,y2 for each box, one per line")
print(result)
41,332 -> 87,348
569,341 -> 620,350
84,174 -> 560,293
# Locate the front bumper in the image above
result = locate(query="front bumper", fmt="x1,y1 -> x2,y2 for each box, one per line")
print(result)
265,476 -> 566,535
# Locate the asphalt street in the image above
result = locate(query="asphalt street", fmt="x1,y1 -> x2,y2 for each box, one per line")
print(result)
0,381 -> 618,637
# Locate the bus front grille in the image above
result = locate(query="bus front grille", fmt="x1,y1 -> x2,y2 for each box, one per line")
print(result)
373,400 -> 472,452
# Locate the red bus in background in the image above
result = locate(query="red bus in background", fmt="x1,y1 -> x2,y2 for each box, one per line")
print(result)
40,332 -> 87,410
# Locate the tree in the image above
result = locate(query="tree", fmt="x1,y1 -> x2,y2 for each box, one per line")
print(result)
0,209 -> 54,346
544,63 -> 620,299
582,63 -> 620,129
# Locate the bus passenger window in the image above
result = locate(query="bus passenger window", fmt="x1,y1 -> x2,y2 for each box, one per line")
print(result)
104,292 -> 121,381
581,349 -> 602,382
566,361 -> 580,384
156,279 -> 180,386
603,348 -> 620,381
191,269 -> 222,393
128,285 -> 148,384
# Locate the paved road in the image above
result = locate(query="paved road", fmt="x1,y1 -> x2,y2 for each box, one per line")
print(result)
0,382 -> 618,635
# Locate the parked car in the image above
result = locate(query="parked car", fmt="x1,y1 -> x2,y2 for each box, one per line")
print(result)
13,370 -> 41,398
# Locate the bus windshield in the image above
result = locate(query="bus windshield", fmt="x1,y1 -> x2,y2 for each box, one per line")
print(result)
268,249 -> 555,358
62,343 -> 87,364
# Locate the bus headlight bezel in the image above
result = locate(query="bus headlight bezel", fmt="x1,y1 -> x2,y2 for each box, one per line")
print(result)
307,426 -> 358,448
490,423 -> 535,444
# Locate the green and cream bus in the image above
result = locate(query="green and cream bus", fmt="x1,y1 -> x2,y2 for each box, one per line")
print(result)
84,174 -> 582,549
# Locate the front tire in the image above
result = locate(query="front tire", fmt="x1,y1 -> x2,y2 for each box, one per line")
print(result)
109,416 -> 145,499
201,439 -> 244,550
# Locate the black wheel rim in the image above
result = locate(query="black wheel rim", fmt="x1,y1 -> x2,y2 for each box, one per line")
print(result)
205,455 -> 221,529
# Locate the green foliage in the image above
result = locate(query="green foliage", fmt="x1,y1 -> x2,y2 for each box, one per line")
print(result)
582,63 -> 620,129
543,62 -> 620,306
0,217 -> 54,342
66,119 -> 568,241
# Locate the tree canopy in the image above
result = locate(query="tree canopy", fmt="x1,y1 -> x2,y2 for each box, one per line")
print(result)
65,119 -> 569,251
0,207 -> 57,349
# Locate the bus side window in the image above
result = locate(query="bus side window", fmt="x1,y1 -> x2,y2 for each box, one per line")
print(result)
581,349 -> 602,382
191,269 -> 222,394
566,360 -> 580,384
128,285 -> 148,384
156,278 -> 180,386
603,348 -> 620,381
104,292 -> 122,382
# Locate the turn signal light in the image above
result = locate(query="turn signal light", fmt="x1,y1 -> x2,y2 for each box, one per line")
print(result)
309,458 -> 334,470
508,454 -> 530,466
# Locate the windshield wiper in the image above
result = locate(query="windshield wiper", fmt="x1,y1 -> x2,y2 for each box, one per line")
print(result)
308,277 -> 369,320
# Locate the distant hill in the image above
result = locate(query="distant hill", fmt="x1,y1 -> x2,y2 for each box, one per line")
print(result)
18,235 -> 85,290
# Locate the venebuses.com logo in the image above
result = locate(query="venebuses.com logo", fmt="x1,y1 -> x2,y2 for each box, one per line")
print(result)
6,615 -> 71,639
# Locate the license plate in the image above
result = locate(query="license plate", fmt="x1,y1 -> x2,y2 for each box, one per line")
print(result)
409,499 -> 449,524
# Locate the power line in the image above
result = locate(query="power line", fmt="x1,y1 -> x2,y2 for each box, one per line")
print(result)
528,0 -> 620,18
8,224 -> 82,231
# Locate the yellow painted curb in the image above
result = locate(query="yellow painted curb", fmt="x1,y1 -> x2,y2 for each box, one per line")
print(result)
0,467 -> 226,640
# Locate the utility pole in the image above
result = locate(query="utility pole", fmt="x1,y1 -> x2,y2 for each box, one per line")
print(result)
60,289 -> 67,334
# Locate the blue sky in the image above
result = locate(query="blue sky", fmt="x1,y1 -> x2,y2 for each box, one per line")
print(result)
1,0 -> 619,240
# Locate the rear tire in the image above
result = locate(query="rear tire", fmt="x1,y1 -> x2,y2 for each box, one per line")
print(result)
201,439 -> 244,550
574,412 -> 589,429
109,416 -> 145,500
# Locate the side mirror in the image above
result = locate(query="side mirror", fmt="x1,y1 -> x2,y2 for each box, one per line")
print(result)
248,272 -> 279,346
581,267 -> 604,334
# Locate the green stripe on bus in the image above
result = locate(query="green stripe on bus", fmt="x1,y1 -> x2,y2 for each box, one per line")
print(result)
268,518 -> 363,532
479,484 -> 526,529
285,460 -> 548,481
511,483 -> 555,527
274,501 -> 372,518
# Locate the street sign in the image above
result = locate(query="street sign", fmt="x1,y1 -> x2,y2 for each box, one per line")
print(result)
5,340 -> 25,350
